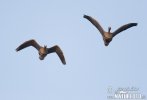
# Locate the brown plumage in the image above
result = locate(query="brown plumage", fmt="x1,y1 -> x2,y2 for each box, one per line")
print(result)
83,14 -> 138,46
16,39 -> 66,65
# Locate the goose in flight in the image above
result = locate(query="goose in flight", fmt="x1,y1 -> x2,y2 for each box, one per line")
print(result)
16,39 -> 66,65
83,15 -> 138,46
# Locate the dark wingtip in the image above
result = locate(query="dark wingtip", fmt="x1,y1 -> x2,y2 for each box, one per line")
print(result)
62,60 -> 66,65
15,48 -> 19,52
132,23 -> 138,26
83,14 -> 88,18
135,23 -> 138,26
63,61 -> 66,65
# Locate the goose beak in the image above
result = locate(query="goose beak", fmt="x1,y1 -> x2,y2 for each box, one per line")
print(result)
105,43 -> 109,46
39,56 -> 44,60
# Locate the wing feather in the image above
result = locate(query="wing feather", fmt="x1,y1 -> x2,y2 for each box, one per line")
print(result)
83,15 -> 105,36
16,39 -> 41,51
112,23 -> 137,37
47,45 -> 66,65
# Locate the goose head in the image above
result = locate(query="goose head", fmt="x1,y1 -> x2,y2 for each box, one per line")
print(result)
104,38 -> 112,46
103,27 -> 112,46
39,45 -> 48,60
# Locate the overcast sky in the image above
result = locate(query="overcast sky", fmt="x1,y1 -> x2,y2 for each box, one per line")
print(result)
0,0 -> 147,100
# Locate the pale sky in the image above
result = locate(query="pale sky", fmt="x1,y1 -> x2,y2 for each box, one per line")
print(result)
0,0 -> 147,100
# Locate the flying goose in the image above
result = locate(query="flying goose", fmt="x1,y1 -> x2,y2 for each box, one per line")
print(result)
83,15 -> 138,46
16,39 -> 66,65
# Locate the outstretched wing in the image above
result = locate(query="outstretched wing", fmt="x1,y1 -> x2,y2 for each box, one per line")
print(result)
83,14 -> 105,36
47,45 -> 66,65
16,39 -> 41,51
112,23 -> 137,37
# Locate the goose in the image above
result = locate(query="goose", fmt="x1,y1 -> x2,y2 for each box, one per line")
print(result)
16,39 -> 66,65
83,14 -> 138,46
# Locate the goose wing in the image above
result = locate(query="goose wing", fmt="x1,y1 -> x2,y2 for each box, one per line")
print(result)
47,45 -> 66,65
112,23 -> 137,37
83,15 -> 105,36
16,39 -> 41,51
